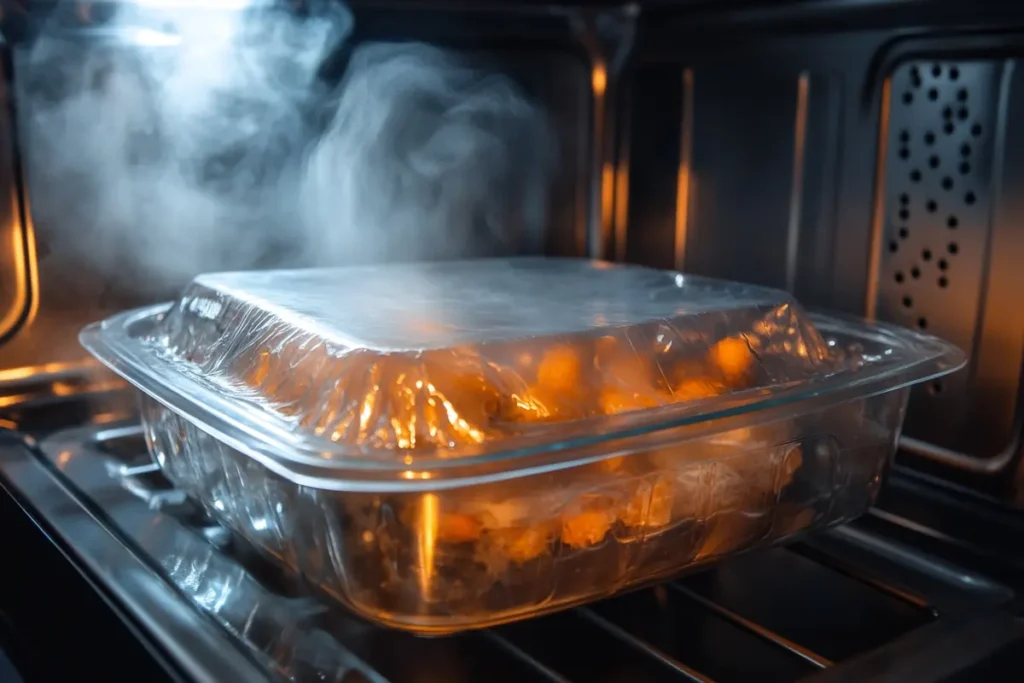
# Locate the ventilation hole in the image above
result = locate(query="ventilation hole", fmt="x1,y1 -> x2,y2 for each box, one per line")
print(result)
929,381 -> 944,395
948,242 -> 959,254
941,177 -> 953,190
943,105 -> 954,120
959,162 -> 971,175
947,215 -> 958,228
903,295 -> 913,308
949,66 -> 960,80
899,193 -> 909,205
938,258 -> 948,270
926,200 -> 937,213
895,271 -> 905,283
957,88 -> 968,101
924,131 -> 936,145
944,122 -> 956,135
918,317 -> 929,329
911,169 -> 922,182
911,266 -> 921,279
929,155 -> 940,169
965,191 -> 976,205
928,87 -> 939,101
899,130 -> 910,143
899,208 -> 910,220
899,226 -> 909,239
889,240 -> 899,253
957,106 -> 969,120
899,148 -> 910,160
922,248 -> 932,261
972,123 -> 983,137
931,64 -> 942,77
903,91 -> 914,104
911,66 -> 921,80
961,143 -> 971,157
939,275 -> 949,288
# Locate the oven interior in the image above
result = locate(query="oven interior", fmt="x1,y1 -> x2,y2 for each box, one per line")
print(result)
2,1 -> 1024,681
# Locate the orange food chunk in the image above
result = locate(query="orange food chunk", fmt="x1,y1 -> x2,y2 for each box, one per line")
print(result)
477,524 -> 556,573
620,477 -> 674,529
647,478 -> 674,527
599,386 -> 660,415
501,526 -> 553,564
778,445 -> 803,489
673,377 -> 725,401
561,508 -> 616,548
709,336 -> 756,384
437,512 -> 483,543
536,346 -> 581,393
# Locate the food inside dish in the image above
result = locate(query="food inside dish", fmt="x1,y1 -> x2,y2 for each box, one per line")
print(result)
199,299 -> 835,591
308,319 -> 820,608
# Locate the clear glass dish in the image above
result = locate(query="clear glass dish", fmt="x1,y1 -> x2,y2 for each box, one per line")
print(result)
80,258 -> 965,634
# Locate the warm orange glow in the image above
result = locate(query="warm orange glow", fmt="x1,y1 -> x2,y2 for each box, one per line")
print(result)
0,185 -> 39,339
22,197 -> 40,329
709,337 -> 756,384
601,161 -> 615,245
0,361 -> 97,384
56,450 -> 73,470
614,160 -> 630,261
674,69 -> 695,269
865,77 -> 893,321
591,64 -> 607,96
418,493 -> 439,597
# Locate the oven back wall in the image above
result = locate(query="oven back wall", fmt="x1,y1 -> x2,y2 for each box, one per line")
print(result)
621,1 -> 1024,500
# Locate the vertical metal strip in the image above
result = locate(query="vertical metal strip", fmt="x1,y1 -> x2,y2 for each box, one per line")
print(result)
865,77 -> 893,321
785,72 -> 810,293
613,81 -> 632,263
674,68 -> 695,271
590,62 -> 610,259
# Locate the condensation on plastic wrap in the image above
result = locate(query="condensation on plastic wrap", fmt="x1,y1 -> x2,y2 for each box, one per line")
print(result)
83,257 -> 966,634
150,258 -> 838,456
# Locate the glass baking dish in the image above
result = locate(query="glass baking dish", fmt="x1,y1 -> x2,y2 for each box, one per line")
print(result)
80,258 -> 964,634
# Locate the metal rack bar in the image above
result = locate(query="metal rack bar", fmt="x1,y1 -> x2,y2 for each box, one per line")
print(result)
18,419 -> 1024,683
575,607 -> 713,683
481,631 -> 573,683
667,583 -> 833,670
798,611 -> 1024,683
791,541 -> 933,611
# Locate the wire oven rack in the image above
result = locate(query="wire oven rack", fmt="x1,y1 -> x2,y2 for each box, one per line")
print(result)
0,412 -> 1021,683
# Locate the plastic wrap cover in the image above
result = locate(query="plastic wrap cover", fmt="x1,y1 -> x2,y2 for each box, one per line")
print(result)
81,258 -> 966,487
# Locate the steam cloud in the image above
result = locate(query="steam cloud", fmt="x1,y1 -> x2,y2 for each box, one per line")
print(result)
18,0 -> 555,299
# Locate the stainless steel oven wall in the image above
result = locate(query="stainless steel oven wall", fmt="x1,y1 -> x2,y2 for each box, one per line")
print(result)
0,0 -> 607,371
7,0 -> 1024,500
617,1 -> 1024,501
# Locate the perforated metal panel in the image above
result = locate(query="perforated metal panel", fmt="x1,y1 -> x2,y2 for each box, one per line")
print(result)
877,60 -> 1004,456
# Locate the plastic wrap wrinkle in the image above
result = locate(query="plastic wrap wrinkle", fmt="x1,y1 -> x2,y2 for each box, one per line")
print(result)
149,259 -> 840,458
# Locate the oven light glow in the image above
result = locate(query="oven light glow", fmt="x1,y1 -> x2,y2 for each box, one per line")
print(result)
591,64 -> 607,97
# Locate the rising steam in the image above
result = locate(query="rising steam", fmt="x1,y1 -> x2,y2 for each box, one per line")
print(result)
18,0 -> 555,299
